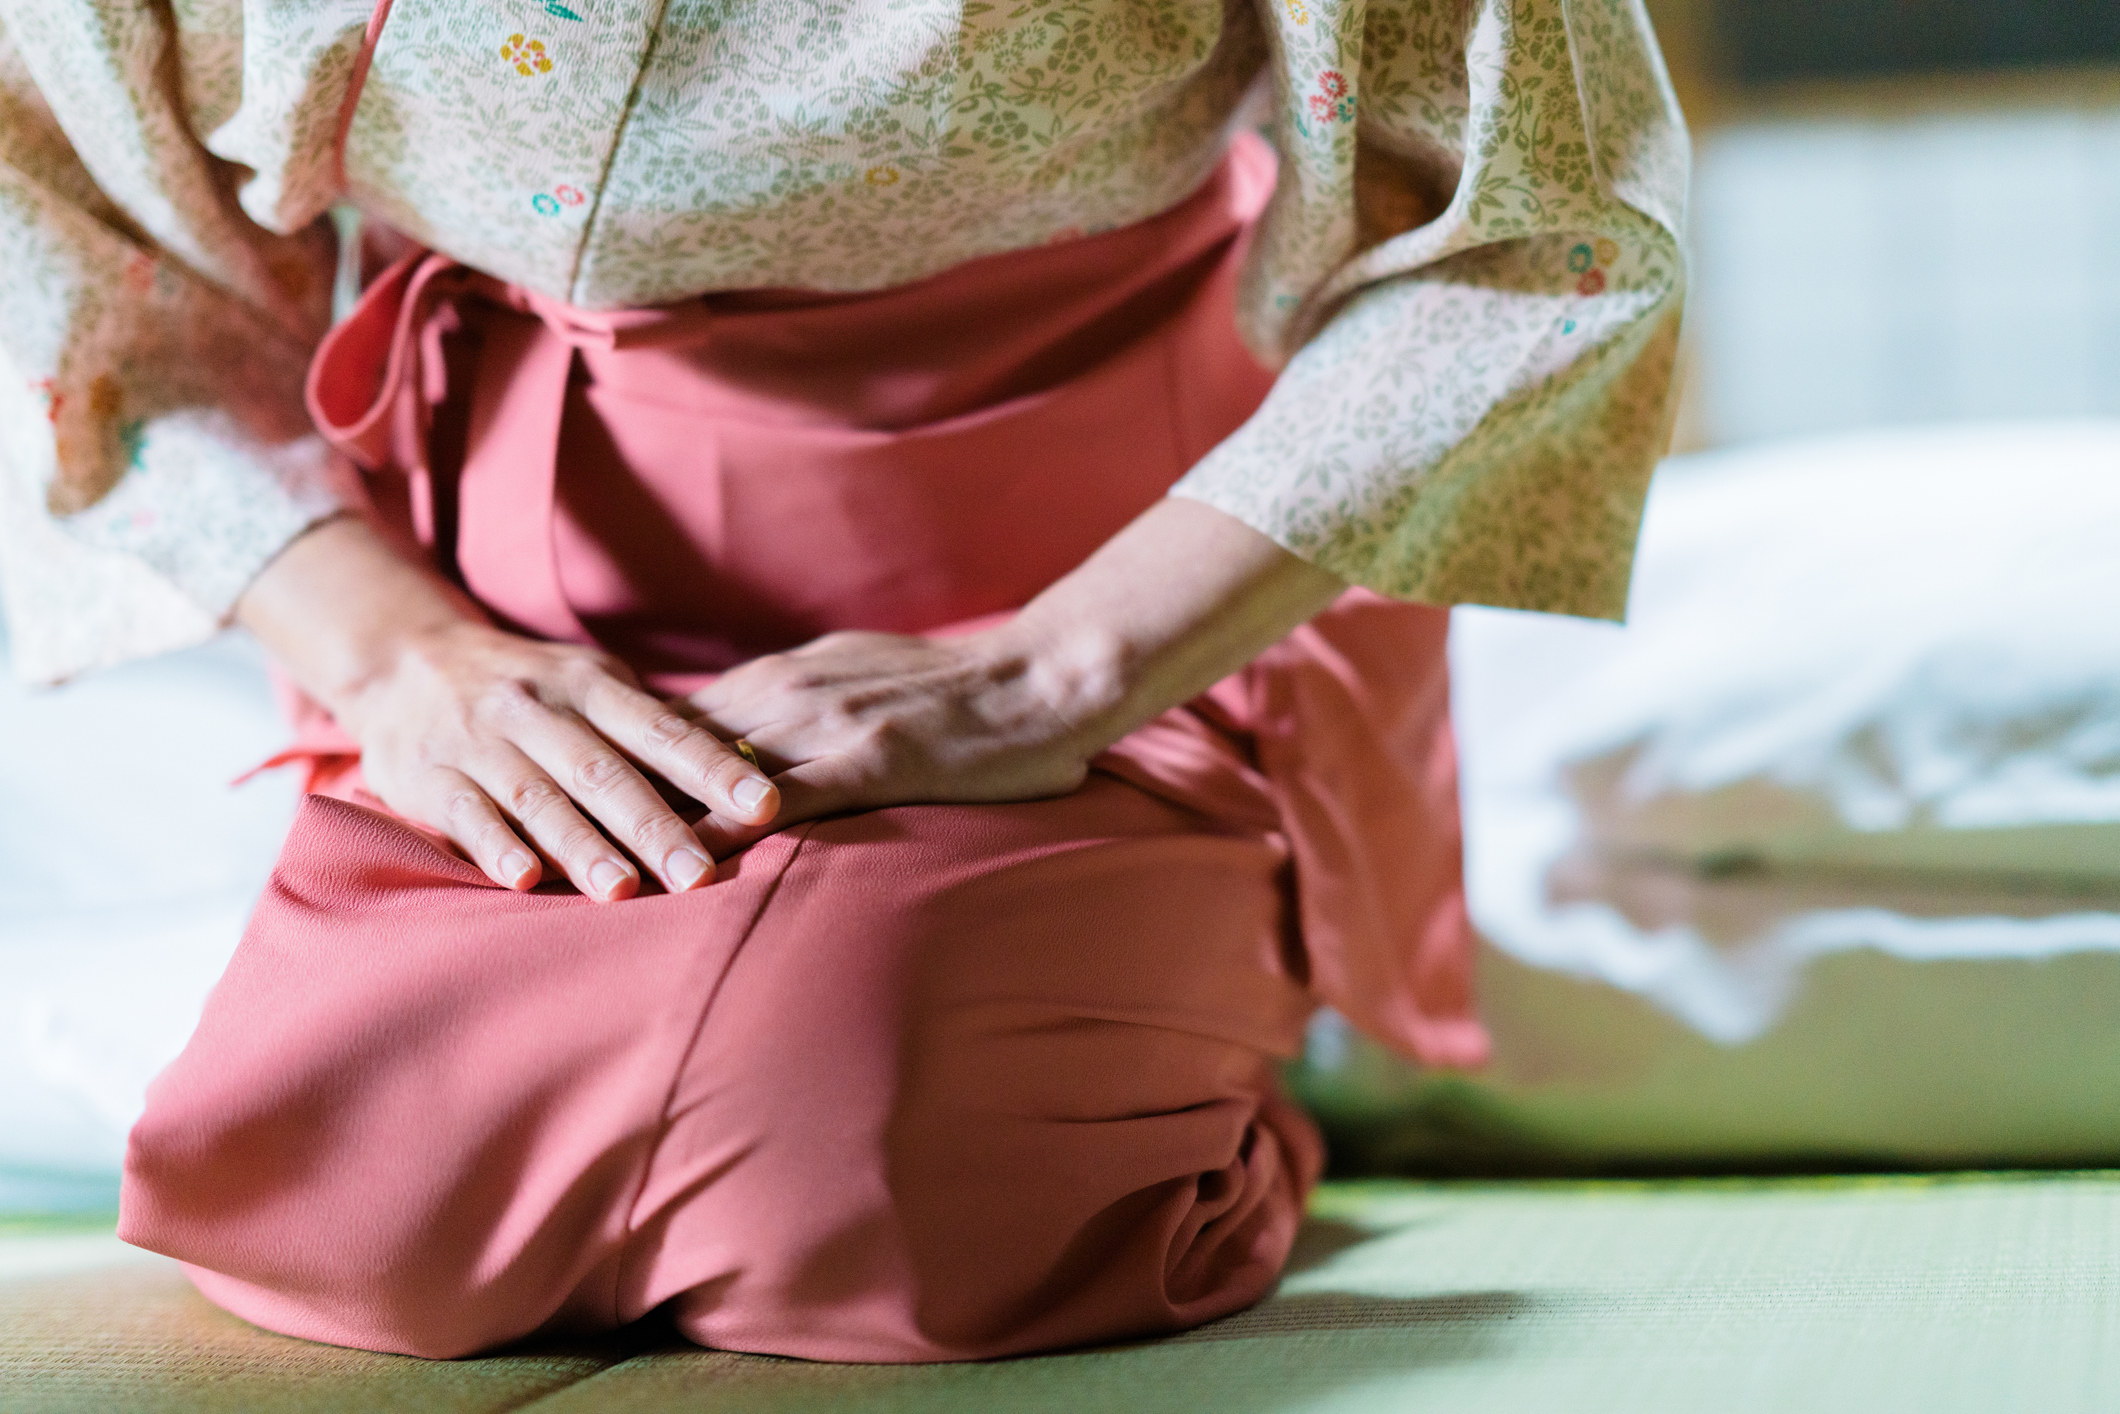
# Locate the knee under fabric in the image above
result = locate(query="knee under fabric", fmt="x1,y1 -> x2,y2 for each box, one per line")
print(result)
124,778 -> 1323,1360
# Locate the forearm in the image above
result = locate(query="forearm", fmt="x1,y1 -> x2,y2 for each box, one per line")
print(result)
1001,495 -> 1346,753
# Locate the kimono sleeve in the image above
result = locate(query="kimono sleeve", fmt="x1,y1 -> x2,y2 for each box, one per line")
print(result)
0,2 -> 341,683
1174,0 -> 1689,620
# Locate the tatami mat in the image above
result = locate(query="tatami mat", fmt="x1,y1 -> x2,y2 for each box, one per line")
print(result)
5,1175 -> 2115,1412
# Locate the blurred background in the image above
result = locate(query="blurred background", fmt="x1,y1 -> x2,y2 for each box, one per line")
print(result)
1650,0 -> 2120,448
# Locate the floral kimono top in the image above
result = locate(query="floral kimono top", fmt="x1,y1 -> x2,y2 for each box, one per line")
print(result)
0,0 -> 1686,684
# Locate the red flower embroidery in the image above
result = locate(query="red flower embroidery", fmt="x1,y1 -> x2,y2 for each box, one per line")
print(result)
1305,70 -> 1354,126
554,184 -> 586,207
1577,269 -> 1607,296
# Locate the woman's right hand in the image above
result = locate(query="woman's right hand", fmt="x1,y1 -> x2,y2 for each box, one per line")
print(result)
237,516 -> 779,900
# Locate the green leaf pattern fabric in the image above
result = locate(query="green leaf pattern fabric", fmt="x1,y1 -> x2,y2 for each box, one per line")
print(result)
0,0 -> 1685,683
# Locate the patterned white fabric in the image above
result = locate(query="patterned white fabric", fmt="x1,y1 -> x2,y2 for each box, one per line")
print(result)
0,0 -> 1686,683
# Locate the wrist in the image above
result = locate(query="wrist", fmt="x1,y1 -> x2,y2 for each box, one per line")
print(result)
235,516 -> 484,723
984,499 -> 1346,755
986,609 -> 1139,757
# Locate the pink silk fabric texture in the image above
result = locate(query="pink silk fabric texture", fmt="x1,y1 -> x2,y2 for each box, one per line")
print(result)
119,136 -> 1486,1363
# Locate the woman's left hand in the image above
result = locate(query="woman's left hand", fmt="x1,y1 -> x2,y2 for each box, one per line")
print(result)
683,496 -> 1348,856
682,625 -> 1098,856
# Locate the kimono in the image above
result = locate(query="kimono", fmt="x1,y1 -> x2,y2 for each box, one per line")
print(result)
0,0 -> 1686,1362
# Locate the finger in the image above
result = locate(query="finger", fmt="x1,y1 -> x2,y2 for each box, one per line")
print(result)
692,755 -> 869,859
475,749 -> 643,901
419,768 -> 542,890
581,678 -> 780,826
512,713 -> 718,895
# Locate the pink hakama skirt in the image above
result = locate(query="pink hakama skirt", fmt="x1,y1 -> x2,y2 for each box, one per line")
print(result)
118,136 -> 1485,1363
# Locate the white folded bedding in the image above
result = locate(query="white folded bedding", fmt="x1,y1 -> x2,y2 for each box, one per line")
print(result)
1534,420 -> 2120,881
1453,420 -> 2120,1047
0,633 -> 296,1210
1294,421 -> 2120,1168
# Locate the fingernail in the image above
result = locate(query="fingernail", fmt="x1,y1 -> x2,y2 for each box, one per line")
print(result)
667,848 -> 712,890
733,777 -> 773,814
589,859 -> 632,899
500,850 -> 536,887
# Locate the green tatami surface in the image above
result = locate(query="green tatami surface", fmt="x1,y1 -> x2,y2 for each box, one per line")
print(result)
4,1173 -> 2114,1412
